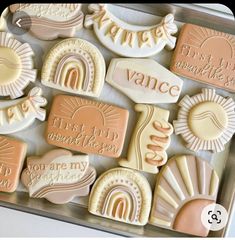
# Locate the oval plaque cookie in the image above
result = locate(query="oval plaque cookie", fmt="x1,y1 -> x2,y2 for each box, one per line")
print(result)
9,4 -> 84,40
0,32 -> 36,99
106,58 -> 183,103
85,4 -> 178,57
173,88 -> 235,152
41,38 -> 105,98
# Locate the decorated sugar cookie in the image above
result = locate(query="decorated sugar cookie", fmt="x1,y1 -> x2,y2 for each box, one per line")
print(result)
119,104 -> 173,174
174,88 -> 235,152
0,8 -> 8,31
0,87 -> 47,134
41,38 -> 105,98
149,155 -> 219,237
21,149 -> 96,204
85,4 -> 178,57
9,4 -> 84,40
0,135 -> 27,192
0,32 -> 36,99
88,167 -> 152,226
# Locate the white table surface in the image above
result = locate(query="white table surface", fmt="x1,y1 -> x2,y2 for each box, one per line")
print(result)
0,3 -> 234,238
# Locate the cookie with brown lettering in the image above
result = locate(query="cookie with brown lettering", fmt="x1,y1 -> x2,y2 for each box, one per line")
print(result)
0,135 -> 27,192
45,95 -> 129,158
149,155 -> 219,237
88,167 -> 152,225
170,23 -> 235,92
119,104 -> 173,174
21,149 -> 96,204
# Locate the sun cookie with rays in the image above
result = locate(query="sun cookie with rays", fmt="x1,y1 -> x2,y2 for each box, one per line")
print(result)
46,95 -> 129,158
174,88 -> 235,152
0,32 -> 37,99
149,155 -> 219,237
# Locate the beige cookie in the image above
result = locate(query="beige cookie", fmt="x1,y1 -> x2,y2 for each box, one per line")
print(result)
41,38 -> 105,98
173,88 -> 235,152
21,149 -> 96,204
88,167 -> 152,226
0,135 -> 27,192
119,104 -> 173,174
149,155 -> 219,237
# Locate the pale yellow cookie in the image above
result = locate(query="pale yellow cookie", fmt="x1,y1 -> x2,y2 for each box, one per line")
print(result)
88,167 -> 152,226
119,104 -> 173,174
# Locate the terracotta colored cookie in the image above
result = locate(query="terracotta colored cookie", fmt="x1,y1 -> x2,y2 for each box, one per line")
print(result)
106,58 -> 183,104
149,155 -> 219,237
170,23 -> 235,92
85,4 -> 178,57
0,87 -> 47,134
88,167 -> 152,226
119,104 -> 173,174
0,135 -> 27,192
41,38 -> 105,98
46,95 -> 129,158
9,4 -> 84,40
21,149 -> 96,204
0,32 -> 36,99
173,88 -> 235,152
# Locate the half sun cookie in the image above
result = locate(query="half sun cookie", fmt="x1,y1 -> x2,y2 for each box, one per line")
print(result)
88,167 -> 152,226
149,155 -> 219,237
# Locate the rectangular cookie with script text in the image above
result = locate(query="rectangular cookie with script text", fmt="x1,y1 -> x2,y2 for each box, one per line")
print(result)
45,95 -> 129,158
170,23 -> 235,92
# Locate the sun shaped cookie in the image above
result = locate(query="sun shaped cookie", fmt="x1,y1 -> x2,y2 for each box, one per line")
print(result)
173,88 -> 235,152
149,155 -> 219,237
88,167 -> 152,226
0,32 -> 36,99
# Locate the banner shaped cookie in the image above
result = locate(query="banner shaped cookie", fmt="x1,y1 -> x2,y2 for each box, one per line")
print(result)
21,149 -> 96,204
41,38 -> 105,98
88,167 -> 152,226
46,95 -> 129,158
119,104 -> 173,174
9,4 -> 84,40
0,87 -> 47,134
85,4 -> 177,57
149,155 -> 219,237
0,32 -> 36,99
174,88 -> 235,152
106,58 -> 183,103
170,23 -> 235,92
0,135 -> 27,192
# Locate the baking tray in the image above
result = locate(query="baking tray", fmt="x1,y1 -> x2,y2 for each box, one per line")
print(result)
0,3 -> 235,237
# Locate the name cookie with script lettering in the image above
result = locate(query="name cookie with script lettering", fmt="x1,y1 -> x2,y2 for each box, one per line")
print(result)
174,88 -> 235,152
106,58 -> 183,103
0,87 -> 47,134
170,23 -> 235,92
41,38 -> 105,98
9,4 -> 84,40
119,104 -> 173,174
21,149 -> 96,204
85,4 -> 178,57
0,32 -> 36,99
46,95 -> 129,158
0,135 -> 27,192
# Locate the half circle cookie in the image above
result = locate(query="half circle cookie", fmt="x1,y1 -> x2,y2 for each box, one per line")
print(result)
9,4 -> 84,40
173,88 -> 235,152
149,155 -> 219,237
41,38 -> 105,98
88,167 -> 152,226
0,32 -> 37,99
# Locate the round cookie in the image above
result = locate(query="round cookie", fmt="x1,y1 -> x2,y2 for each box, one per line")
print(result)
173,88 -> 235,152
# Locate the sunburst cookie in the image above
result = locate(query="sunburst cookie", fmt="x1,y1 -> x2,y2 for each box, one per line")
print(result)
41,38 -> 105,98
0,32 -> 36,99
149,155 -> 219,237
173,88 -> 235,152
88,167 -> 152,226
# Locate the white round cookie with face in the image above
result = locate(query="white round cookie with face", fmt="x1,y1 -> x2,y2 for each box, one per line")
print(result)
173,88 -> 235,152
